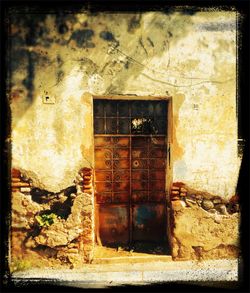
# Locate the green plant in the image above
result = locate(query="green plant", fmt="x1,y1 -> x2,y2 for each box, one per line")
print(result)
10,258 -> 32,273
35,213 -> 58,227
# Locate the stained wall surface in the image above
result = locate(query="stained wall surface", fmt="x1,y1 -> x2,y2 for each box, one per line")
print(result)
9,9 -> 240,198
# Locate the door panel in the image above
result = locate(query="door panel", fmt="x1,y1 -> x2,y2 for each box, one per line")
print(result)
149,159 -> 166,169
149,191 -> 166,202
113,159 -> 130,169
149,171 -> 165,180
94,100 -> 168,246
95,148 -> 112,159
95,171 -> 112,181
149,148 -> 166,158
131,137 -> 148,147
132,170 -> 148,180
113,192 -> 130,203
95,136 -> 112,147
95,159 -> 112,170
149,180 -> 165,191
96,192 -> 112,204
132,204 -> 165,242
113,170 -> 130,181
98,205 -> 129,245
113,181 -> 130,192
113,148 -> 129,159
95,181 -> 112,192
131,180 -> 148,191
132,191 -> 148,203
113,137 -> 129,147
132,149 -> 148,158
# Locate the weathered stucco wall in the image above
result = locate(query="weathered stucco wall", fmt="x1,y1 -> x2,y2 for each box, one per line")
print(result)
9,9 -> 239,198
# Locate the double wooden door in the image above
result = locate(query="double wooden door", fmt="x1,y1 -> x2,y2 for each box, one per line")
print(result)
94,100 -> 168,246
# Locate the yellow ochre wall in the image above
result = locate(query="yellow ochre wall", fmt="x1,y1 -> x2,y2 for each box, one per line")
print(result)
9,10 -> 240,198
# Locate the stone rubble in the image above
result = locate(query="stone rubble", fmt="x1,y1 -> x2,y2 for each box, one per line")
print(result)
10,169 -> 240,269
11,167 -> 95,269
170,182 -> 239,215
170,182 -> 240,260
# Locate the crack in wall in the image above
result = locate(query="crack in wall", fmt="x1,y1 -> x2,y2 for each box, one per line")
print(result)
108,45 -> 235,88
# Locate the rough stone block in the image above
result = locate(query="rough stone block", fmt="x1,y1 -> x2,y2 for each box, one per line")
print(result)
171,204 -> 239,260
83,237 -> 94,245
20,187 -> 31,193
67,248 -> 79,254
171,200 -> 186,211
178,245 -> 191,259
82,196 -> 93,206
201,199 -> 214,210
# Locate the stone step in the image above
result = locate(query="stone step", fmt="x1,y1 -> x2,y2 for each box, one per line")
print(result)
92,255 -> 173,264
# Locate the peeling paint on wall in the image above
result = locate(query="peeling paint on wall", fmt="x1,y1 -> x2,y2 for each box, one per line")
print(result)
9,9 -> 240,198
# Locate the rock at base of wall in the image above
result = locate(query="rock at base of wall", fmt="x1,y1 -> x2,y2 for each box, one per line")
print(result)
11,186 -> 94,270
171,200 -> 239,260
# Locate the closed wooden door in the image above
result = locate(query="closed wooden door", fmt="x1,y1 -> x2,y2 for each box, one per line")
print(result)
94,100 -> 168,245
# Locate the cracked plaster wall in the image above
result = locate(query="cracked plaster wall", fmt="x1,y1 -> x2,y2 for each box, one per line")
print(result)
9,10 -> 240,197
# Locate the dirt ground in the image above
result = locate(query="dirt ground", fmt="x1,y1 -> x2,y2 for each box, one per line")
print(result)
93,242 -> 170,258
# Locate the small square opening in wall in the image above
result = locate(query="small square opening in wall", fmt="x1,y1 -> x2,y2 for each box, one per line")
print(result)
43,96 -> 56,104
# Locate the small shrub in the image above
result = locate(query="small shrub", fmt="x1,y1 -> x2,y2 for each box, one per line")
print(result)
35,213 -> 58,227
10,258 -> 32,273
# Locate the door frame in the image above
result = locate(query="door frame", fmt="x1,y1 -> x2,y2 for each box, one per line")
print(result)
92,95 -> 173,249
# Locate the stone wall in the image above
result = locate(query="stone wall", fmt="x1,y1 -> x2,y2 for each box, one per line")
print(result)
10,167 -> 95,271
169,183 -> 240,260
75,168 -> 95,263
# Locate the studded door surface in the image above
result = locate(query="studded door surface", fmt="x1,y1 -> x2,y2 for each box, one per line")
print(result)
94,100 -> 167,245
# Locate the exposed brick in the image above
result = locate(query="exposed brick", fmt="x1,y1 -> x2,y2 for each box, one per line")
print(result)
171,191 -> 179,195
12,169 -> 21,178
173,182 -> 185,187
76,168 -> 95,263
12,182 -> 30,187
80,169 -> 92,176
83,184 -> 92,189
171,196 -> 179,201
82,190 -> 93,194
